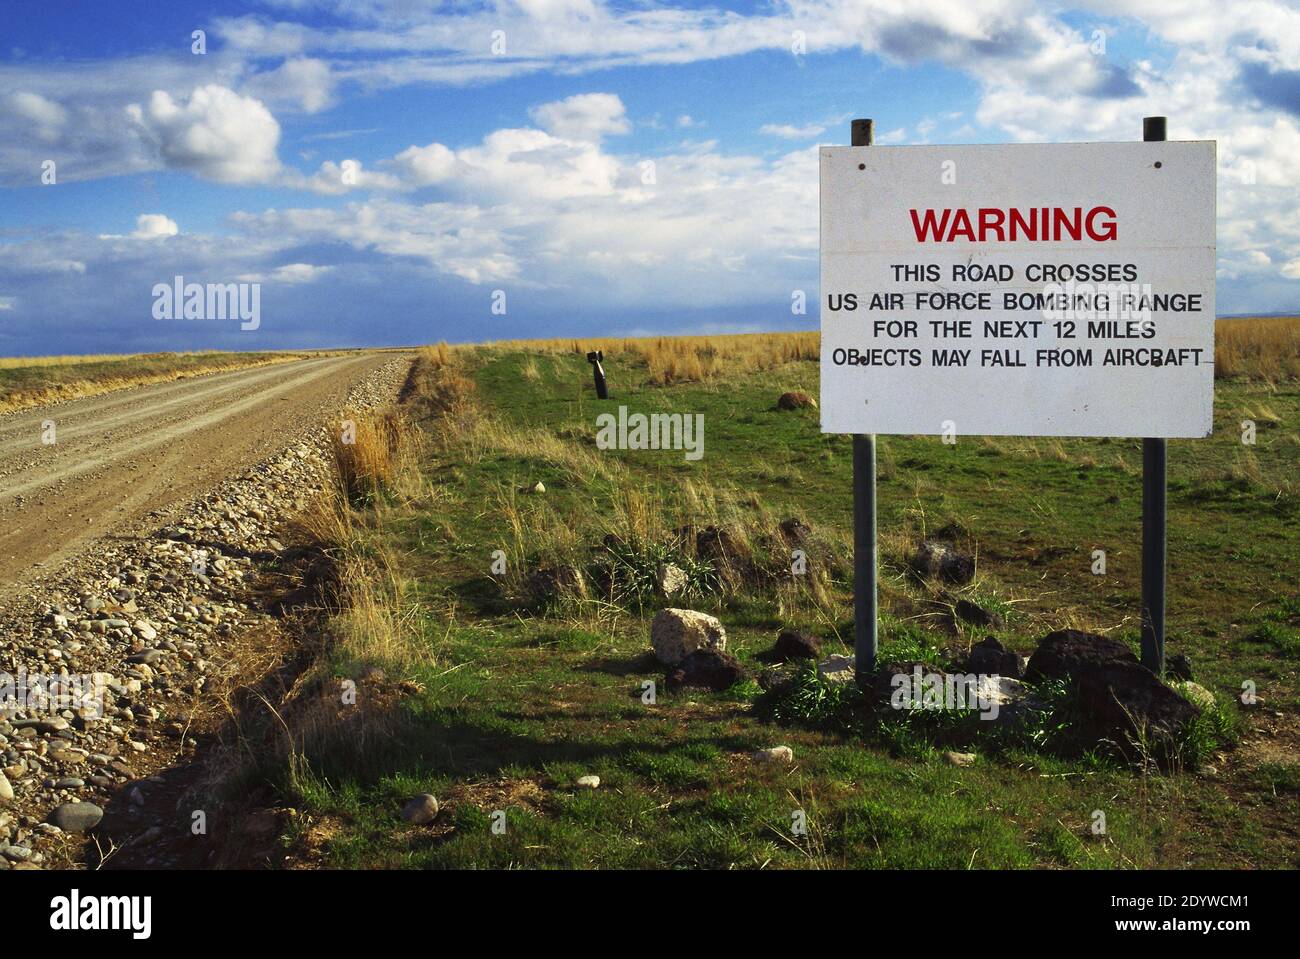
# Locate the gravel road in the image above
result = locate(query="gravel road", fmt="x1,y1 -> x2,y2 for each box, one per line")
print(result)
0,353 -> 394,594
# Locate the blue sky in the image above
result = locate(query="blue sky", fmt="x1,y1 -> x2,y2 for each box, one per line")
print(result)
1,0 -> 1297,355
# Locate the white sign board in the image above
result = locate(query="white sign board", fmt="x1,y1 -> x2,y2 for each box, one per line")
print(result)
819,141 -> 1216,438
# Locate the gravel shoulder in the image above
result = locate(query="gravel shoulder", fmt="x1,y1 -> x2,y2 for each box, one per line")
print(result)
0,352 -> 411,869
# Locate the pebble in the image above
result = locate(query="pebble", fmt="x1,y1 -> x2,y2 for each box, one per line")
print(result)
51,802 -> 104,833
575,775 -> 601,789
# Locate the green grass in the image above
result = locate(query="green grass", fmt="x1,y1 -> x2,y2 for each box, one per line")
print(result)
278,345 -> 1299,869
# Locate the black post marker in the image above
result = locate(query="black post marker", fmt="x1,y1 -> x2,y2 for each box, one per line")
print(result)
587,350 -> 609,399
1140,115 -> 1168,676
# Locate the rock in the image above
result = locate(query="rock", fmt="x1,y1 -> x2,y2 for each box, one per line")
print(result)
665,649 -> 747,692
1077,661 -> 1200,744
655,563 -> 688,598
752,746 -> 794,764
400,794 -> 439,825
525,564 -> 587,606
974,674 -> 1027,708
1024,629 -> 1137,683
955,598 -> 1005,631
1166,654 -> 1194,681
526,481 -> 546,494
771,629 -> 821,662
650,608 -> 726,665
967,636 -> 1021,677
0,773 -> 12,802
575,775 -> 601,789
1180,681 -> 1216,709
1025,631 -> 1197,749
50,802 -> 103,834
778,518 -> 812,546
817,654 -> 857,684
758,665 -> 796,695
694,525 -> 751,570
133,621 -> 158,642
944,751 -> 977,767
913,541 -> 976,585
776,391 -> 817,410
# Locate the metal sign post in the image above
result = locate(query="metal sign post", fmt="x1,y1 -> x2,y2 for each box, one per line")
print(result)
851,117 -> 879,681
1140,115 -> 1168,676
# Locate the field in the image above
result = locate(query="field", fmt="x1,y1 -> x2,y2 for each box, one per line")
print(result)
208,319 -> 1298,868
0,350 -> 321,414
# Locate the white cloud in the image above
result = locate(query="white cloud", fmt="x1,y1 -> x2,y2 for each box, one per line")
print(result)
132,214 -> 179,239
126,85 -> 282,184
528,93 -> 630,142
8,91 -> 67,141
760,122 -> 826,139
245,57 -> 337,113
392,143 -> 457,185
0,296 -> 15,311
237,263 -> 333,284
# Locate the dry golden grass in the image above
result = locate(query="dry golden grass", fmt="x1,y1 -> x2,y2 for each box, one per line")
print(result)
1214,316 -> 1300,381
332,410 -> 412,506
0,350 -> 319,414
480,330 -> 818,385
479,317 -> 1299,384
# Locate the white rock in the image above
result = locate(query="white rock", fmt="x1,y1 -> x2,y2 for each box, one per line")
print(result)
752,746 -> 794,764
650,608 -> 726,665
656,563 -> 688,598
575,775 -> 601,789
944,751 -> 977,767
0,772 -> 13,802
817,654 -> 857,684
974,674 -> 1026,706
1181,681 -> 1216,709
133,621 -> 158,642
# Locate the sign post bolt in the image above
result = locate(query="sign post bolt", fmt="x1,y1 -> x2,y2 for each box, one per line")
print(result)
1140,115 -> 1168,677
851,117 -> 879,682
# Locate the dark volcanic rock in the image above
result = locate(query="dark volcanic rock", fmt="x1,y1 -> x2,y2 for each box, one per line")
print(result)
1076,660 -> 1199,741
967,636 -> 1021,677
665,649 -> 747,692
913,541 -> 975,585
771,629 -> 821,662
778,518 -> 812,546
1025,629 -> 1137,683
1166,654 -> 1194,682
955,598 -> 1005,631
1026,630 -> 1199,753
526,564 -> 587,606
695,525 -> 751,569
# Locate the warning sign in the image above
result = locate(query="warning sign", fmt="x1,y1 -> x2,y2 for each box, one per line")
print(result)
819,141 -> 1216,438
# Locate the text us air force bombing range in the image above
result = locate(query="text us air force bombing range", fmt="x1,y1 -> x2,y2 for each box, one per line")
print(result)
819,141 -> 1216,438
